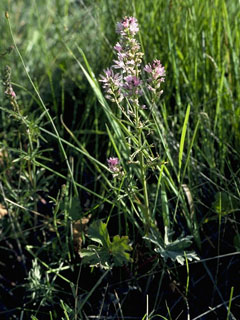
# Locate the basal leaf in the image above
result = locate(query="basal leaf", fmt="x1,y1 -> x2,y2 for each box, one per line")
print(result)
80,245 -> 111,269
166,236 -> 193,251
80,220 -> 132,269
145,228 -> 199,265
110,235 -> 133,267
87,220 -> 110,247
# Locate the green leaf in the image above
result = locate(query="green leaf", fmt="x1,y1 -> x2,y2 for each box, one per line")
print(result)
80,220 -> 132,269
178,104 -> 191,181
80,245 -> 111,269
162,236 -> 199,265
212,191 -> 238,216
144,228 -> 199,265
87,220 -> 110,247
110,235 -> 133,267
69,197 -> 81,220
166,236 -> 193,251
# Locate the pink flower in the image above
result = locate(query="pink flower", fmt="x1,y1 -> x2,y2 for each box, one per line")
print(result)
116,16 -> 139,36
99,68 -> 121,88
113,59 -> 125,69
123,75 -> 142,97
144,60 -> 165,79
99,69 -> 123,102
107,157 -> 120,172
10,89 -> 16,98
124,75 -> 141,87
5,86 -> 16,99
116,21 -> 125,35
144,64 -> 152,73
152,60 -> 165,79
99,68 -> 111,82
114,42 -> 123,52
128,17 -> 139,35
144,60 -> 165,97
99,16 -> 165,104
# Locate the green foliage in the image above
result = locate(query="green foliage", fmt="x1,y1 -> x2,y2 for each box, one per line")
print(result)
144,228 -> 199,265
26,259 -> 54,306
80,220 -> 133,269
68,197 -> 82,220
212,191 -> 239,216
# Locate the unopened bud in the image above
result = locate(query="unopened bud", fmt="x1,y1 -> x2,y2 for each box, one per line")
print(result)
5,11 -> 9,19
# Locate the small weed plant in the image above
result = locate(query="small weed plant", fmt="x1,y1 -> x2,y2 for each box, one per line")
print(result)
80,16 -> 199,269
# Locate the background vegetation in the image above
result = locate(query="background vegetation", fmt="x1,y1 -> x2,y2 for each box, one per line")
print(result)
0,0 -> 240,319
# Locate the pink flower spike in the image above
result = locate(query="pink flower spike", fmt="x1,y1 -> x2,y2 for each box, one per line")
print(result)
152,60 -> 165,77
144,59 -> 165,97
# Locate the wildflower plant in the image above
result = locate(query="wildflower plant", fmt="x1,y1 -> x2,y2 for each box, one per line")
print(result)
98,16 -> 200,266
100,16 -> 166,232
2,65 -> 18,112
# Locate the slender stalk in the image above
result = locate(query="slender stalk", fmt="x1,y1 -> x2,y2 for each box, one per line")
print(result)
135,102 -> 151,232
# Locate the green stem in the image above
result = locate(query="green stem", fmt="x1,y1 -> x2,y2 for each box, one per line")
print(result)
135,103 -> 151,232
140,149 -> 151,231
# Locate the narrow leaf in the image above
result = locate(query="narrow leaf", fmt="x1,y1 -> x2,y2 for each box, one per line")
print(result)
178,104 -> 191,181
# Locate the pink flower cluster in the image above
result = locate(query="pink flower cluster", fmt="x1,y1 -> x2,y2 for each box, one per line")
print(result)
144,60 -> 165,96
99,16 -> 165,103
107,157 -> 120,172
144,60 -> 165,80
99,68 -> 123,102
122,75 -> 142,97
116,17 -> 139,36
